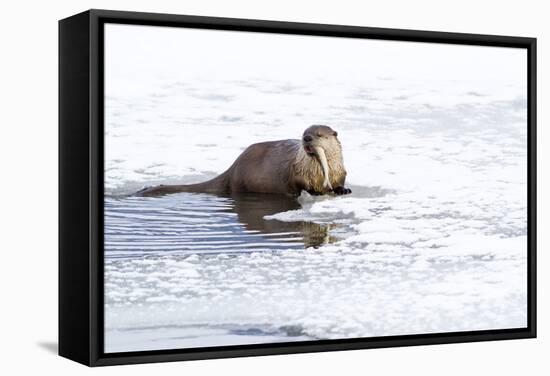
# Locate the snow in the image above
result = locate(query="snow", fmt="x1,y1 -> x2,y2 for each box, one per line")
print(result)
103,23 -> 528,352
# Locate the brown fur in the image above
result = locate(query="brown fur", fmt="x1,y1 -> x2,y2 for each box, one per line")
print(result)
136,125 -> 349,196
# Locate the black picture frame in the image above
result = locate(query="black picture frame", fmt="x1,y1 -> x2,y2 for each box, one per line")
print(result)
59,9 -> 537,367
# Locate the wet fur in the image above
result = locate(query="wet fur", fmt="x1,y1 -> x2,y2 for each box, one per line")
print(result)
290,142 -> 346,194
137,126 -> 348,197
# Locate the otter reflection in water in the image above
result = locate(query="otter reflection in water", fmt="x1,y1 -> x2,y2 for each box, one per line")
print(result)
227,192 -> 337,248
136,125 -> 352,197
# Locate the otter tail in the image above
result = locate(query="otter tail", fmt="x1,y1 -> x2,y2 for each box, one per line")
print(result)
135,172 -> 229,197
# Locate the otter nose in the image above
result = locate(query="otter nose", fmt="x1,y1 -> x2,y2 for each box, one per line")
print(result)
303,135 -> 313,143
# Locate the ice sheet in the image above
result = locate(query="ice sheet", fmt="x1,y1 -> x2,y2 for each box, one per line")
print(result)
103,24 -> 527,352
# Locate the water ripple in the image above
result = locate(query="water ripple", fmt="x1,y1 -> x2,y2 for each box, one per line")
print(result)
105,193 -> 333,259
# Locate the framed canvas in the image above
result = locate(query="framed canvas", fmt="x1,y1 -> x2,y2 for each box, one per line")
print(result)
59,9 -> 537,366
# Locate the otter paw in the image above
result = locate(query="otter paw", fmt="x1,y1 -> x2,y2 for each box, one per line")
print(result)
333,186 -> 352,195
306,189 -> 322,196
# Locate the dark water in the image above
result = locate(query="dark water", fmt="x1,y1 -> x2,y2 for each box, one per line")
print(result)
104,192 -> 335,259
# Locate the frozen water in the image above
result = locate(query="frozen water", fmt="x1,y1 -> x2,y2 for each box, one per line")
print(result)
103,24 -> 528,353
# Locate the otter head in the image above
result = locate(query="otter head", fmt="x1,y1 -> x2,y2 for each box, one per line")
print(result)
301,125 -> 342,190
302,125 -> 340,156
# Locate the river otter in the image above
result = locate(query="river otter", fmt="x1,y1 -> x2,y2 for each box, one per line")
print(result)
137,125 -> 352,197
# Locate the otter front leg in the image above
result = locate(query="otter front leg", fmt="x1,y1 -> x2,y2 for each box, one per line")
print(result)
306,189 -> 323,196
332,186 -> 352,195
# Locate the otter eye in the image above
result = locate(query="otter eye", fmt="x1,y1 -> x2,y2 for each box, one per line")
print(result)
316,133 -> 322,137
333,131 -> 338,137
